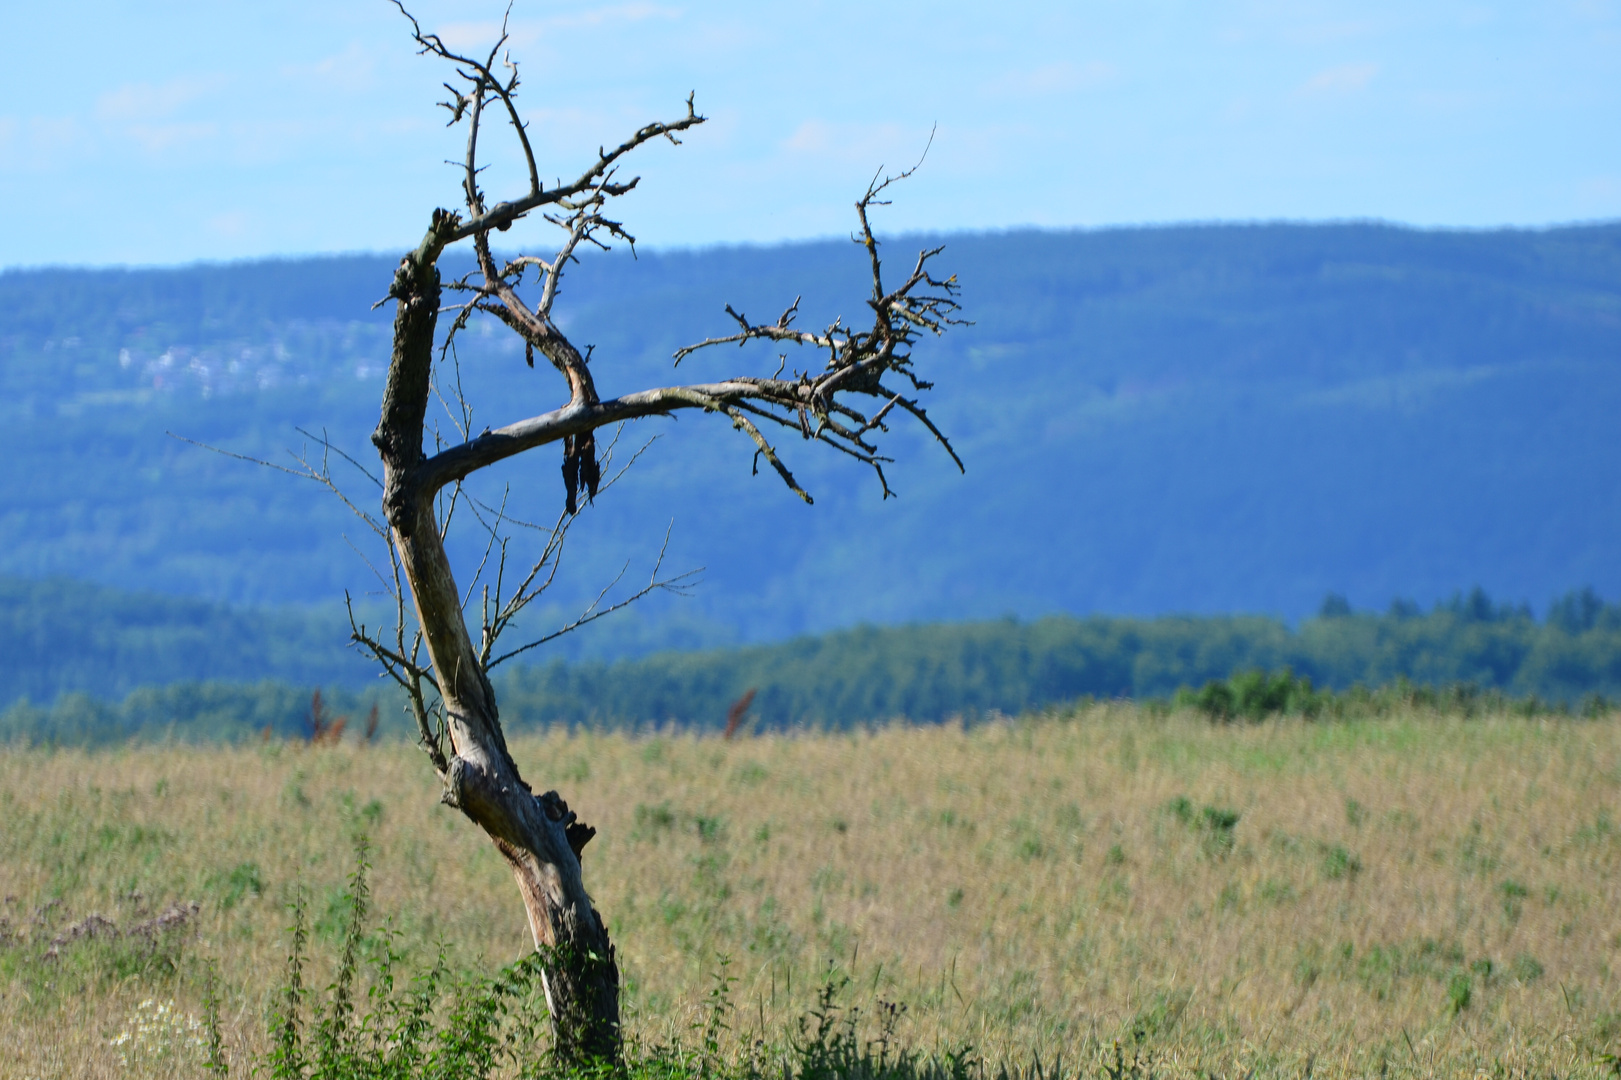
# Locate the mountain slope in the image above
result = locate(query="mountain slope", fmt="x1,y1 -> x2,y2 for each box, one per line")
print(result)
0,222 -> 1617,651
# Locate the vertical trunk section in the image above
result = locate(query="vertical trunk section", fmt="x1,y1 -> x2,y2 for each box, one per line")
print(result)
375,235 -> 621,1064
395,499 -> 622,1062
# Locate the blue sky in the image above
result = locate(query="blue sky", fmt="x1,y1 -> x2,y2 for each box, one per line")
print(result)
3,1 -> 1618,267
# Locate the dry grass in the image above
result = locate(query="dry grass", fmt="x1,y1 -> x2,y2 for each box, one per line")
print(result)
2,706 -> 1619,1078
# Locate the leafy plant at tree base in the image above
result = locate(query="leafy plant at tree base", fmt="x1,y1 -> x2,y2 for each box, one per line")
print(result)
249,839 -> 994,1080
261,837 -> 550,1080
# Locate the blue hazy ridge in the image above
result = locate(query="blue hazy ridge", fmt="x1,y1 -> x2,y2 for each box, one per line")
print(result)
0,220 -> 1617,726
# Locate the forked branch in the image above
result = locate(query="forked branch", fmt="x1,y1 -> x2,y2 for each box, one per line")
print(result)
407,164 -> 964,508
390,0 -> 702,246
353,8 -> 968,1066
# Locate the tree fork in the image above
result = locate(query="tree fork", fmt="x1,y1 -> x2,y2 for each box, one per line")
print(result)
374,218 -> 622,1062
352,8 -> 961,1067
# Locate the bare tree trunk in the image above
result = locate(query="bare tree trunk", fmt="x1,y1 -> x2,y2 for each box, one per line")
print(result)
374,238 -> 620,1063
397,497 -> 620,1060
348,13 -> 961,1064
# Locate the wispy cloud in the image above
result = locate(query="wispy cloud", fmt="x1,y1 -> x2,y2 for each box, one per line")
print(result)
1568,0 -> 1620,22
121,121 -> 220,155
781,119 -> 921,164
1299,62 -> 1379,96
544,3 -> 682,29
1576,173 -> 1621,209
433,19 -> 514,49
984,61 -> 1117,98
1218,3 -> 1385,46
437,4 -> 681,49
207,210 -> 251,238
283,42 -> 378,93
95,76 -> 227,122
0,115 -> 90,172
1283,19 -> 1383,46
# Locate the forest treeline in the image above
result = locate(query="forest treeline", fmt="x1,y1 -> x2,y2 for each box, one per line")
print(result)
494,587 -> 1621,730
0,575 -> 367,704
4,586 -> 1617,744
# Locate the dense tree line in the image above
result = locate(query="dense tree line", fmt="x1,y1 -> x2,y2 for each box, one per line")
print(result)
0,575 -> 368,703
493,587 -> 1621,730
0,681 -> 385,745
4,587 -> 1617,744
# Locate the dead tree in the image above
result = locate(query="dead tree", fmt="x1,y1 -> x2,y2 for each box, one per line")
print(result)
347,6 -> 964,1063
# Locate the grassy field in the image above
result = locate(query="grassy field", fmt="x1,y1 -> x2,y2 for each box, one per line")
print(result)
2,705 -> 1619,1078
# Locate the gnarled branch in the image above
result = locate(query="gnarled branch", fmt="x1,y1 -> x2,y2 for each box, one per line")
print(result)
359,7 -> 966,1066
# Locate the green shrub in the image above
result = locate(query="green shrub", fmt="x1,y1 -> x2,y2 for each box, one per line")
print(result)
1165,796 -> 1240,857
1320,845 -> 1362,881
1177,669 -> 1323,722
261,837 -> 550,1080
1447,971 -> 1473,1014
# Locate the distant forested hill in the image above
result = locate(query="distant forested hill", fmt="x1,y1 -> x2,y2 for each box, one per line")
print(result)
3,583 -> 1618,744
1,223 -> 1618,650
0,576 -> 366,703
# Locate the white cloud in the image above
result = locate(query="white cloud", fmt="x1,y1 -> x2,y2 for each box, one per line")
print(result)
1299,62 -> 1379,95
432,19 -> 508,49
1219,3 -> 1386,46
782,119 -> 835,154
284,42 -> 378,93
208,210 -> 251,238
1283,19 -> 1384,46
1568,0 -> 1621,21
121,121 -> 220,155
95,76 -> 226,122
985,61 -> 1118,98
0,115 -> 90,172
544,3 -> 683,29
436,4 -> 680,49
1575,173 -> 1621,210
781,119 -> 920,164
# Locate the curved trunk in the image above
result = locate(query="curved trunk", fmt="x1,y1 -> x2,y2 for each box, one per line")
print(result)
361,52 -> 955,1065
376,238 -> 621,1064
395,499 -> 621,1062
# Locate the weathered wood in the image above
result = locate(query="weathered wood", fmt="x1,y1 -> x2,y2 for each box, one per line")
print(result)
375,226 -> 621,1062
357,10 -> 960,1065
